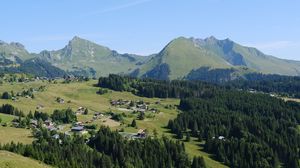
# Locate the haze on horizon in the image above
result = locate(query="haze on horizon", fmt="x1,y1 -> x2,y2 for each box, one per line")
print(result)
1,0 -> 300,61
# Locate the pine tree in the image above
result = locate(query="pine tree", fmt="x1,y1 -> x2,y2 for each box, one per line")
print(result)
186,132 -> 191,142
131,119 -> 137,127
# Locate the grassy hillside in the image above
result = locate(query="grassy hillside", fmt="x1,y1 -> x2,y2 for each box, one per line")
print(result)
136,36 -> 300,80
0,126 -> 33,144
0,150 -> 52,168
138,37 -> 231,80
0,113 -> 15,123
0,79 -> 227,168
233,44 -> 300,76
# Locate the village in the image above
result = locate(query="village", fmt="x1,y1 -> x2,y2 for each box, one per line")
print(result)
110,99 -> 159,114
2,100 -> 151,142
0,76 -> 175,144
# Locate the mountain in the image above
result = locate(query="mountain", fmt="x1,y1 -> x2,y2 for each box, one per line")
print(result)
1,36 -> 300,79
38,36 -> 151,77
194,36 -> 300,76
132,36 -> 300,80
0,58 -> 67,77
0,40 -> 35,66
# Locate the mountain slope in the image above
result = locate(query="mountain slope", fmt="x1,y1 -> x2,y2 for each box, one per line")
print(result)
134,37 -> 232,80
38,36 -> 150,77
133,37 -> 300,80
0,40 -> 33,70
1,36 -> 300,79
0,40 -> 34,64
194,36 -> 300,76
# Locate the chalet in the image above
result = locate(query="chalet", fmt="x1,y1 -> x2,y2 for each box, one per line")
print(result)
74,122 -> 83,126
136,104 -> 148,110
11,121 -> 19,127
135,129 -> 146,138
76,107 -> 85,114
36,104 -> 44,110
71,126 -> 87,135
30,119 -> 38,127
71,126 -> 84,132
44,119 -> 53,126
110,100 -> 119,106
59,99 -> 65,104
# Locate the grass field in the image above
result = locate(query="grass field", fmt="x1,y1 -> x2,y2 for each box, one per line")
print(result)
0,126 -> 33,145
0,113 -> 16,123
0,150 -> 52,168
0,80 -> 227,168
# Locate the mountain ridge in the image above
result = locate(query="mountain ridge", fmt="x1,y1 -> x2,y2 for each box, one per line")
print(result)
0,36 -> 300,79
133,36 -> 300,80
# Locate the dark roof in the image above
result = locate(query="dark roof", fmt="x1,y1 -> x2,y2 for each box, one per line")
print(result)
71,126 -> 84,131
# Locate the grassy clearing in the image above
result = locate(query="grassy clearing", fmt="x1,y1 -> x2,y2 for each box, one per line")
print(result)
0,113 -> 16,123
282,97 -> 300,103
0,80 -> 227,168
0,150 -> 52,168
0,126 -> 33,145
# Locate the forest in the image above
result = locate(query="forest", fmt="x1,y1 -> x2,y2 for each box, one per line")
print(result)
98,74 -> 222,99
168,93 -> 300,167
227,73 -> 300,98
0,126 -> 206,168
98,75 -> 300,168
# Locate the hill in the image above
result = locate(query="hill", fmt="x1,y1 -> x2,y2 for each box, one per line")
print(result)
0,126 -> 33,144
133,36 -> 300,80
0,78 -> 227,168
0,150 -> 52,168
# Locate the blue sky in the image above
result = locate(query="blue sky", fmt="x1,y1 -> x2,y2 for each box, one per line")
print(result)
1,0 -> 300,60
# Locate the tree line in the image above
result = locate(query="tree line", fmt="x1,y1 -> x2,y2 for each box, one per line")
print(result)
0,126 -> 206,168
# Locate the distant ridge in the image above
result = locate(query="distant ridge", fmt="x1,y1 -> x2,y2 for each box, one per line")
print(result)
133,36 -> 300,80
1,36 -> 300,79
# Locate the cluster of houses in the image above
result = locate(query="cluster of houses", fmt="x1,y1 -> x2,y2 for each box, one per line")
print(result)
29,118 -> 89,137
110,99 -> 158,113
110,99 -> 131,106
29,119 -> 57,131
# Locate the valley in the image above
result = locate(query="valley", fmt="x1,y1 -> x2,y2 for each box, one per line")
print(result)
0,78 -> 227,168
1,1 -> 300,168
